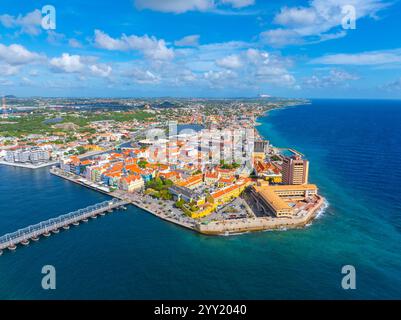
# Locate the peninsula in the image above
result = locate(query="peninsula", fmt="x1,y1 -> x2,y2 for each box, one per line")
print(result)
1,97 -> 325,237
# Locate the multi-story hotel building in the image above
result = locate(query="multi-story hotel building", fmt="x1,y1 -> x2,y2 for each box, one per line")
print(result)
282,155 -> 309,185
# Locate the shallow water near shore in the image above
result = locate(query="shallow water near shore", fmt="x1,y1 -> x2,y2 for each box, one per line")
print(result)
1,99 -> 401,299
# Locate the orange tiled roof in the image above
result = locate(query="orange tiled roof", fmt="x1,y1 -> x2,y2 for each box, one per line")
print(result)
205,172 -> 219,179
219,176 -> 236,184
147,163 -> 169,170
125,164 -> 142,174
104,171 -> 122,178
177,173 -> 203,187
80,160 -> 92,166
121,174 -> 141,183
211,180 -> 248,199
160,171 -> 181,180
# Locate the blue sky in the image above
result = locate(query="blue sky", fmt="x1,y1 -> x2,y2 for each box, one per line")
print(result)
0,0 -> 401,98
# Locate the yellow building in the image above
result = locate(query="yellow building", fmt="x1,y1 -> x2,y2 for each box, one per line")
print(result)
252,140 -> 268,162
252,152 -> 266,162
189,204 -> 215,219
261,173 -> 282,184
209,179 -> 252,205
83,144 -> 104,152
252,183 -> 318,217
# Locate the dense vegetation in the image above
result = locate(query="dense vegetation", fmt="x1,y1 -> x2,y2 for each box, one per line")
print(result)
137,160 -> 149,169
219,161 -> 240,170
145,177 -> 173,200
0,111 -> 153,137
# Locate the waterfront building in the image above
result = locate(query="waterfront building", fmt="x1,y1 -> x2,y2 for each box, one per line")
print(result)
102,171 -> 122,187
251,183 -> 318,217
120,174 -> 144,192
282,155 -> 309,185
68,156 -> 82,175
5,148 -> 50,164
91,167 -> 103,182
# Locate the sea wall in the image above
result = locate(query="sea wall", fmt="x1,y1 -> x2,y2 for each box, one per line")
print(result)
196,197 -> 324,235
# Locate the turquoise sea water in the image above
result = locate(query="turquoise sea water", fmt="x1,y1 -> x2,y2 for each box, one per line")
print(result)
1,99 -> 401,299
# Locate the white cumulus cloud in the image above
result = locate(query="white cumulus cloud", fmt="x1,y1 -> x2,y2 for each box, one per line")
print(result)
261,0 -> 390,47
90,64 -> 112,77
50,53 -> 84,73
216,54 -> 242,69
0,43 -> 42,65
94,30 -> 174,60
0,10 -> 42,36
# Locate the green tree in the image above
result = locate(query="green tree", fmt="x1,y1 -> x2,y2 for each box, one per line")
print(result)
76,146 -> 86,155
138,160 -> 148,169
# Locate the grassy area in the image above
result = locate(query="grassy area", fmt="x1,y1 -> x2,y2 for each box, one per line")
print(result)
61,110 -> 153,126
0,115 -> 49,137
0,111 -> 154,137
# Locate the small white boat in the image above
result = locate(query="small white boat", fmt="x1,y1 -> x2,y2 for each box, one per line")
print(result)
21,240 -> 30,246
100,212 -> 106,216
91,215 -> 98,219
43,232 -> 51,237
63,225 -> 70,230
8,245 -> 17,250
52,229 -> 60,234
73,222 -> 79,226
83,219 -> 89,223
31,236 -> 40,242
0,250 -> 3,256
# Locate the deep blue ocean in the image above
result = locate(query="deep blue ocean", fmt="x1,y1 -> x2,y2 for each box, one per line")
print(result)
1,99 -> 401,299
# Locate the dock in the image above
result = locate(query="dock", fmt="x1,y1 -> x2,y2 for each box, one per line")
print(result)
0,199 -> 129,254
